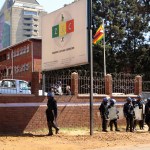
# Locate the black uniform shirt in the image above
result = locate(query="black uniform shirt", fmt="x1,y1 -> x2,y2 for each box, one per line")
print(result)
99,102 -> 109,119
47,97 -> 58,118
123,102 -> 134,117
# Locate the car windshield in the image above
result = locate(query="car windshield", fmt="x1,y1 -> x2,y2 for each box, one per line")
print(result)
19,81 -> 29,90
1,80 -> 16,88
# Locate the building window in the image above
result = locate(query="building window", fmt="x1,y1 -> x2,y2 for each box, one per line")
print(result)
16,49 -> 20,56
27,44 -> 30,52
7,53 -> 10,60
24,23 -> 31,26
8,68 -> 12,76
24,29 -> 31,32
24,10 -> 38,16
24,35 -> 31,37
34,24 -> 38,27
19,48 -> 22,55
34,19 -> 38,21
11,52 -> 13,58
13,51 -> 16,57
23,46 -> 27,53
24,18 -> 32,20
0,54 -> 7,62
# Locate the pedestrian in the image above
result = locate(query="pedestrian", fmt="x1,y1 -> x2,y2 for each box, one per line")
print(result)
123,97 -> 134,132
108,98 -> 120,131
66,85 -> 71,95
136,95 -> 145,130
46,91 -> 59,136
145,97 -> 150,132
55,81 -> 63,95
99,97 -> 109,132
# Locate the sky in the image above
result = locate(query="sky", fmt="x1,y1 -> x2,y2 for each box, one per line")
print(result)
0,0 -> 74,13
0,0 -> 149,41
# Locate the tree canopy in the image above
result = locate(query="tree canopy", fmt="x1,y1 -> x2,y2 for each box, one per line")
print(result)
92,0 -> 150,79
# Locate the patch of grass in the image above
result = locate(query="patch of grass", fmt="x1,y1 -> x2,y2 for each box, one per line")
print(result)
60,127 -> 90,135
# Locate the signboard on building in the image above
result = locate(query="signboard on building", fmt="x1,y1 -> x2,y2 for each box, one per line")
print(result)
42,0 -> 88,71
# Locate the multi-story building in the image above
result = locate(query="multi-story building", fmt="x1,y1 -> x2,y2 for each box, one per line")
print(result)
0,0 -> 46,50
0,37 -> 42,82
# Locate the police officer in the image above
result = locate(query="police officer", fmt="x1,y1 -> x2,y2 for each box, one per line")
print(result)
136,95 -> 144,129
46,92 -> 59,136
99,97 -> 109,132
123,97 -> 134,132
145,97 -> 150,132
108,99 -> 120,131
132,98 -> 138,131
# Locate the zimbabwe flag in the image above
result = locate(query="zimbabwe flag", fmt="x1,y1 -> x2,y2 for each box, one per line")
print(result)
93,25 -> 104,44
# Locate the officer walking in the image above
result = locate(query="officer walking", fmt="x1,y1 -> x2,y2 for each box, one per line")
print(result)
123,97 -> 134,132
46,91 -> 59,136
108,98 -> 120,131
99,97 -> 109,132
145,97 -> 150,132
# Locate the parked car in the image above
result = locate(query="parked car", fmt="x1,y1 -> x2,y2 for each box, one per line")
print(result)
0,79 -> 31,94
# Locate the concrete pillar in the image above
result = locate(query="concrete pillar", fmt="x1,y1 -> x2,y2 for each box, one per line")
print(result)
105,74 -> 112,96
134,75 -> 142,95
71,72 -> 78,95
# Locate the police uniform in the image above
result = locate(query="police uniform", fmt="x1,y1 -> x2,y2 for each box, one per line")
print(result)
123,97 -> 134,132
132,98 -> 138,131
46,92 -> 59,136
99,98 -> 109,132
135,95 -> 144,129
145,98 -> 150,132
108,99 -> 120,131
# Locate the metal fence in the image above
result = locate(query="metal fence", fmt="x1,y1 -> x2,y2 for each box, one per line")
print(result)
44,70 -> 71,95
142,73 -> 150,92
78,71 -> 105,94
111,73 -> 135,94
1,67 -> 148,95
44,70 -> 105,95
43,71 -> 139,95
142,81 -> 150,92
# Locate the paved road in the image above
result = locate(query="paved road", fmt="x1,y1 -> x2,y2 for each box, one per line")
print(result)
91,144 -> 150,150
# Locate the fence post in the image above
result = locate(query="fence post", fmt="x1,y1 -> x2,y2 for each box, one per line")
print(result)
71,72 -> 78,95
134,75 -> 142,95
105,74 -> 112,96
31,72 -> 40,96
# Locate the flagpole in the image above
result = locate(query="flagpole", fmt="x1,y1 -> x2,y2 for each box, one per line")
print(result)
103,19 -> 106,76
88,0 -> 93,136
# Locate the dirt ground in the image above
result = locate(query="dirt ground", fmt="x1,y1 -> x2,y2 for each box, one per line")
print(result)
0,127 -> 150,150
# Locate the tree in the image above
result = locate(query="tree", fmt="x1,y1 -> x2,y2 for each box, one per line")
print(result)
92,0 -> 149,75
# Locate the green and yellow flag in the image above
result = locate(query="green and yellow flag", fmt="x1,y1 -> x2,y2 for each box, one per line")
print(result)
93,25 -> 104,44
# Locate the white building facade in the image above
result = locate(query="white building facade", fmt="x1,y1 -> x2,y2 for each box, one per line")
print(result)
0,0 -> 46,50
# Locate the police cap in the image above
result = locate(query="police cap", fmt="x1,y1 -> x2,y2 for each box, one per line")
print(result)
110,98 -> 116,103
103,97 -> 108,102
47,92 -> 54,97
126,97 -> 132,102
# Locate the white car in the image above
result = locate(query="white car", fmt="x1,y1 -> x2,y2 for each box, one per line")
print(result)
0,79 -> 31,94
